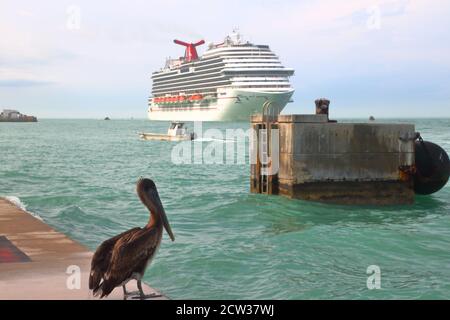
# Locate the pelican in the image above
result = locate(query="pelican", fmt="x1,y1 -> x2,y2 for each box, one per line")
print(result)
89,178 -> 175,299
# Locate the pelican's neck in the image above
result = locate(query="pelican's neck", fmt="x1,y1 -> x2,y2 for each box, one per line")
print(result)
146,209 -> 161,229
137,184 -> 163,229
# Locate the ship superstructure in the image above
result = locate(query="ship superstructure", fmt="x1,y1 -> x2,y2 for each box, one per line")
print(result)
148,31 -> 294,121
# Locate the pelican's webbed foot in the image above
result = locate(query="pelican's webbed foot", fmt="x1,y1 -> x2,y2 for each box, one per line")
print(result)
131,280 -> 162,300
122,285 -> 141,300
131,293 -> 162,300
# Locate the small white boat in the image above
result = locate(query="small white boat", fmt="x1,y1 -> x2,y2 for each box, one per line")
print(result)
139,122 -> 195,141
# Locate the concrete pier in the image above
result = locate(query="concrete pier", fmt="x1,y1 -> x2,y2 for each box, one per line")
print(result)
0,198 -> 167,300
251,113 -> 417,205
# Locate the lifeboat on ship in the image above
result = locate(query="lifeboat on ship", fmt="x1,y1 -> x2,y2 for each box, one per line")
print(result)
189,94 -> 203,102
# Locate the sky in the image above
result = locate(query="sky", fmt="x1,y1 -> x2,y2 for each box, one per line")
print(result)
0,0 -> 449,118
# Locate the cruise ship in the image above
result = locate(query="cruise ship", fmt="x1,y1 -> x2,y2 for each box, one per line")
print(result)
148,31 -> 294,121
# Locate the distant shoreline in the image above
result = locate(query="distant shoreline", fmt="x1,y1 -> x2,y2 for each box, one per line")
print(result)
22,117 -> 450,120
0,118 -> 37,122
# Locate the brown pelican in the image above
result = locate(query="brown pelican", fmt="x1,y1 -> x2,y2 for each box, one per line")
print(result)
89,178 -> 175,299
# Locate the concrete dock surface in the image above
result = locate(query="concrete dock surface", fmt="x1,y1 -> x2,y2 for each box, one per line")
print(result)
0,198 -> 167,300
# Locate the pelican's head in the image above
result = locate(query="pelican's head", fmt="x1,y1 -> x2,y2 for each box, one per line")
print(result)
137,178 -> 175,241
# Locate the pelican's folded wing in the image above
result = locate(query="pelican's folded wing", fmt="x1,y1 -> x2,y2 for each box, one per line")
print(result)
98,228 -> 161,297
89,227 -> 141,294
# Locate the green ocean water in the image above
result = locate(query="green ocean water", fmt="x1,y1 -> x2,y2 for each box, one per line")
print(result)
1,118 -> 449,299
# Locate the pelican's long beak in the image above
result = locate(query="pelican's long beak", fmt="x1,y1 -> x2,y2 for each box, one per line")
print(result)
148,189 -> 175,241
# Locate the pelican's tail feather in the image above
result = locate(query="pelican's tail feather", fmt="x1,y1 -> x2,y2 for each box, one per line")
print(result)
98,280 -> 116,298
90,281 -> 110,298
89,269 -> 104,297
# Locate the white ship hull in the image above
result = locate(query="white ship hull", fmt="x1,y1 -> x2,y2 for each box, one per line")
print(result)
147,88 -> 294,121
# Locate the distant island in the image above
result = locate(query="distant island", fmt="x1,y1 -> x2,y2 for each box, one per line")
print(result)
0,109 -> 37,122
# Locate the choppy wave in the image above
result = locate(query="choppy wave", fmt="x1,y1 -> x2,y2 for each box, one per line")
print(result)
3,196 -> 43,221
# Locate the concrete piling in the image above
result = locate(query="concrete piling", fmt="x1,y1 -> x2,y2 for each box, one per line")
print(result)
251,101 -> 419,205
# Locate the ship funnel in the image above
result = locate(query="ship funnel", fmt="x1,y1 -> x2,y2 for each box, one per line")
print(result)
173,39 -> 205,62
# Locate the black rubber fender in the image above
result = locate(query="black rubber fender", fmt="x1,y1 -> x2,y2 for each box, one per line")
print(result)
414,140 -> 450,195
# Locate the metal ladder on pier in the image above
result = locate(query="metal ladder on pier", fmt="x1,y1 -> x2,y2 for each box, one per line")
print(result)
260,100 -> 277,194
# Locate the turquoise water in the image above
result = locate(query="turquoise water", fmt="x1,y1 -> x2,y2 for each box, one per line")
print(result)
1,118 -> 449,299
